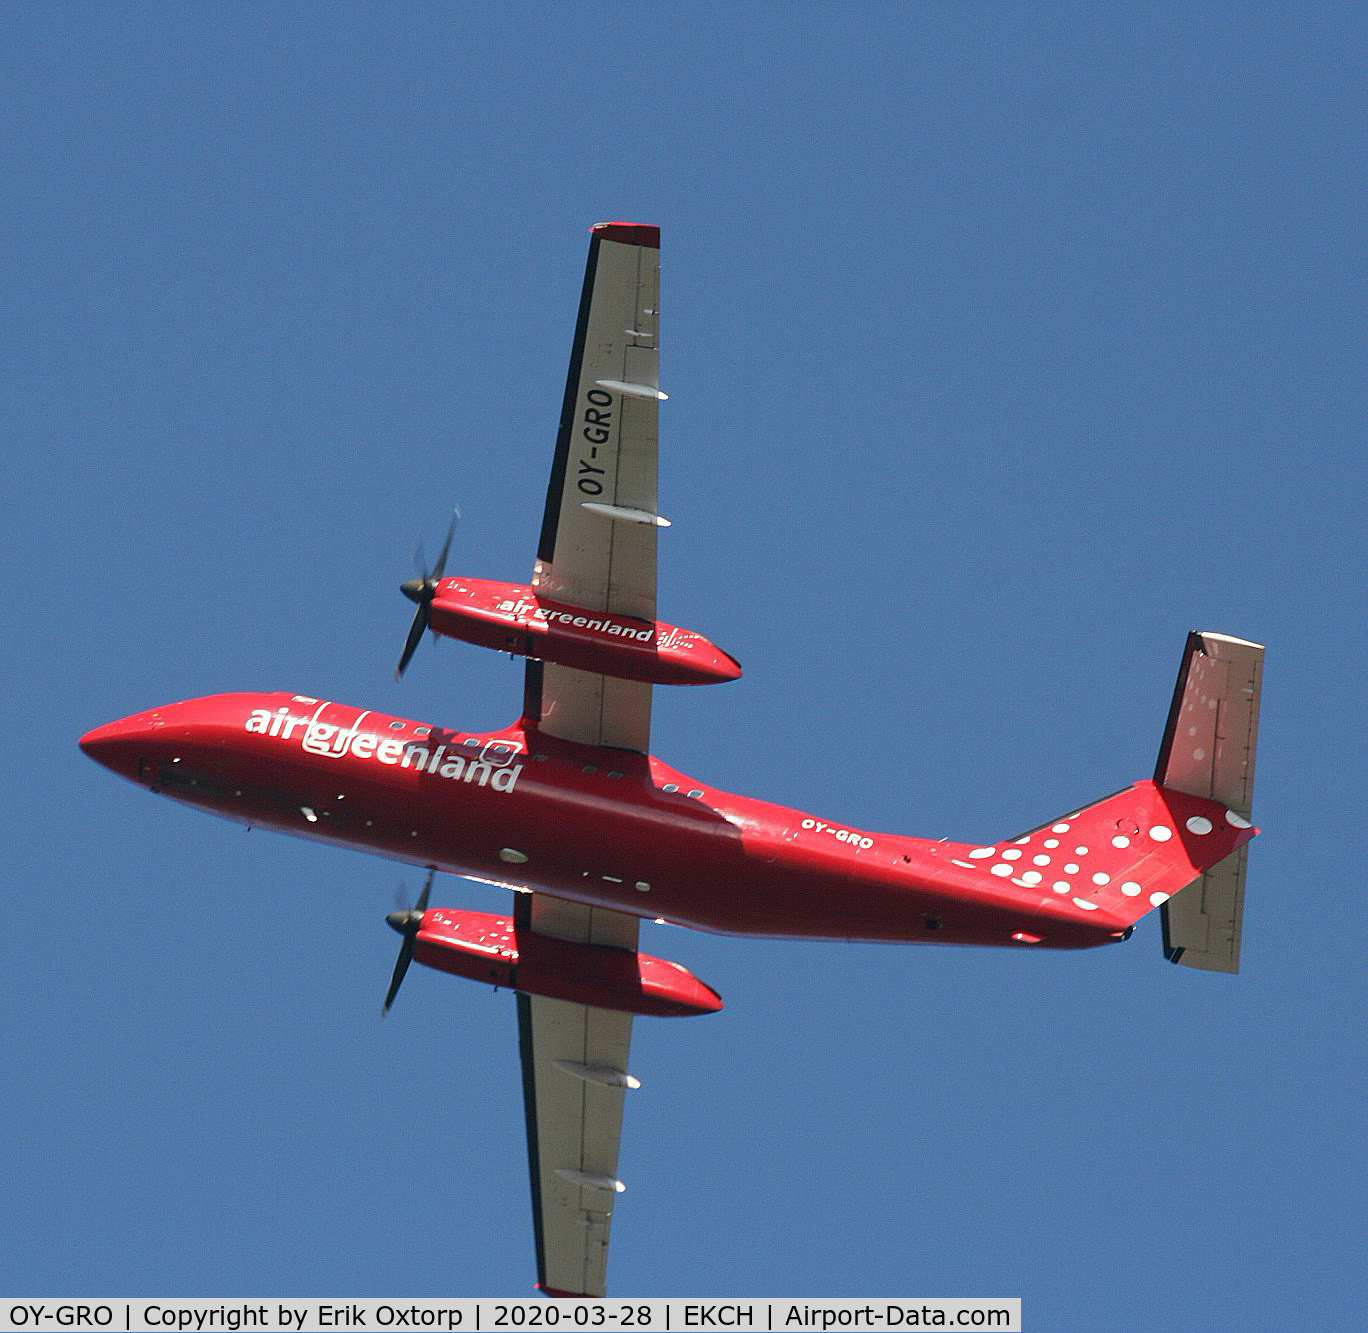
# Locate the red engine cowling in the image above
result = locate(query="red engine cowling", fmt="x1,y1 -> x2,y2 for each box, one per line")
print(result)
411,908 -> 723,1018
425,578 -> 741,687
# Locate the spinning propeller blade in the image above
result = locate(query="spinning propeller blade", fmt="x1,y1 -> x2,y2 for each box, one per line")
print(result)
395,508 -> 460,680
382,869 -> 433,1015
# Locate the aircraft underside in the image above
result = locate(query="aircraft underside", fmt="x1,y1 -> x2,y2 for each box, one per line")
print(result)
81,224 -> 1263,1298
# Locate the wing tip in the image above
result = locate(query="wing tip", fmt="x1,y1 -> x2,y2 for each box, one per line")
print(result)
591,222 -> 660,249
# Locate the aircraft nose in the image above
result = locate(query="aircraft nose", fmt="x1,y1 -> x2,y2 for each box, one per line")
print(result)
80,718 -> 132,758
79,714 -> 158,780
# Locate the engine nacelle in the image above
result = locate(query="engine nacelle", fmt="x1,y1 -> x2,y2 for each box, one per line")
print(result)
426,578 -> 741,687
412,908 -> 723,1018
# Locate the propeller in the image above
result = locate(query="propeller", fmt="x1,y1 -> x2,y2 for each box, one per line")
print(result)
395,507 -> 460,681
382,869 -> 433,1015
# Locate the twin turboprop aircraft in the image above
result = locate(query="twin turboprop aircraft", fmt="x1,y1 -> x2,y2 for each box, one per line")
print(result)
80,223 -> 1264,1298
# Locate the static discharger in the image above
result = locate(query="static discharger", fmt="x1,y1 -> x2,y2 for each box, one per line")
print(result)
555,1169 -> 626,1194
593,378 -> 668,400
554,1061 -> 642,1090
581,502 -> 672,527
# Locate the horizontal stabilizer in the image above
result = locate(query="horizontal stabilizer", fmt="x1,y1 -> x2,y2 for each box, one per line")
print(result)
1156,632 -> 1262,819
1155,632 -> 1264,972
1161,845 -> 1249,974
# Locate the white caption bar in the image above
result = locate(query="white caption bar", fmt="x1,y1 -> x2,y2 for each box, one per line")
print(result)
0,1299 -> 1021,1332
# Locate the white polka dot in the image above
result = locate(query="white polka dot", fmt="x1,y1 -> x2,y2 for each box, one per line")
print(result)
1033,854 -> 1051,866
1150,892 -> 1170,906
1120,881 -> 1142,897
1187,725 -> 1197,737
1208,697 -> 1217,709
1044,839 -> 1059,849
1112,835 -> 1130,849
1051,823 -> 1070,833
1052,881 -> 1071,894
1064,863 -> 1080,874
1074,847 -> 1089,856
991,864 -> 1013,877
1149,826 -> 1172,842
1019,870 -> 1042,885
1014,836 -> 1031,845
1072,898 -> 1100,911
1193,748 -> 1206,761
968,848 -> 995,859
1092,872 -> 1111,886
1186,816 -> 1213,836
1225,810 -> 1251,829
1002,849 -> 1022,861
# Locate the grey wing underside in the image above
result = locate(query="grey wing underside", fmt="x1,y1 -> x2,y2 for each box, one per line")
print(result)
516,895 -> 640,1298
515,226 -> 664,1296
522,225 -> 664,755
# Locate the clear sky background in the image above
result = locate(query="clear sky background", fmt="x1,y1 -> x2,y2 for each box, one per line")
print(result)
3,5 -> 1364,1328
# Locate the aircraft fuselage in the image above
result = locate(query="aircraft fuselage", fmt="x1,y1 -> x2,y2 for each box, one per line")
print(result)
80,691 -> 1128,951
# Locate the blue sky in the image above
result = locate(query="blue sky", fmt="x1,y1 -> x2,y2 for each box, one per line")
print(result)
4,4 -> 1364,1327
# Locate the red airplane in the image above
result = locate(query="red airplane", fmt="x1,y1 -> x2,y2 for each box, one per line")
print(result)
80,223 -> 1264,1299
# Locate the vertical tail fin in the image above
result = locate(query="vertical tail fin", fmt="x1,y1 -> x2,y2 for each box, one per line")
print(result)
1154,632 -> 1264,972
